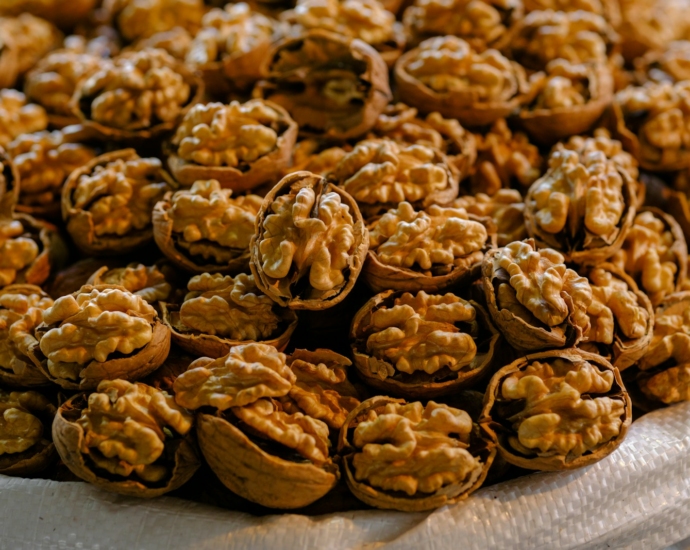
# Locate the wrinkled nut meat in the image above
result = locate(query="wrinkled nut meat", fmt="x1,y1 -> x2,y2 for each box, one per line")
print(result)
0,89 -> 47,147
365,201 -> 493,292
328,138 -> 458,217
0,13 -> 61,81
288,139 -> 350,176
635,40 -> 690,84
153,179 -> 263,274
395,36 -> 530,126
88,264 -> 172,304
254,30 -> 391,140
482,240 -> 593,351
53,379 -> 198,497
402,0 -> 521,51
132,27 -> 193,61
338,396 -> 494,511
251,171 -> 368,309
62,150 -> 171,256
480,349 -> 631,470
610,209 -> 687,306
524,142 -> 636,264
104,0 -> 203,42
0,285 -> 53,387
454,189 -> 527,246
167,99 -> 298,189
29,285 -> 170,390
162,272 -> 297,357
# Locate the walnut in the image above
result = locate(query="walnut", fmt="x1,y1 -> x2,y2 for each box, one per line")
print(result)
524,143 -> 637,264
610,209 -> 687,306
338,396 -> 494,511
0,220 -> 40,289
613,80 -> 690,171
635,40 -> 690,84
104,0 -> 203,42
453,190 -> 526,246
28,284 -> 171,390
365,201 -> 493,293
167,100 -> 298,190
396,36 -> 530,126
254,30 -> 391,140
481,349 -> 631,470
251,172 -> 368,309
0,285 -> 53,387
72,48 -> 201,139
0,14 -> 61,78
287,139 -> 350,176
87,264 -> 171,304
53,380 -> 199,496
6,130 -> 95,218
62,150 -> 171,256
328,138 -> 458,218
482,239 -> 593,351
402,0 -> 521,51
129,28 -> 193,61
153,180 -> 263,275
0,90 -> 48,147
523,0 -> 619,24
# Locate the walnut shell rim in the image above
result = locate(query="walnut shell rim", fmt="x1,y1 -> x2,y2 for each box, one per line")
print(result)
52,392 -> 200,498
159,300 -> 298,358
61,149 -> 175,257
250,171 -> 369,310
27,284 -> 172,391
349,291 -> 501,398
165,100 -> 299,190
479,348 -> 632,471
197,410 -> 339,509
337,396 -> 496,512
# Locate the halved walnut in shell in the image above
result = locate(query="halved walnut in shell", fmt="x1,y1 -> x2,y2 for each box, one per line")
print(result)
87,263 -> 172,305
161,272 -> 298,358
0,285 -> 53,388
0,389 -> 56,476
454,189 -> 527,247
165,99 -> 298,190
251,171 -> 368,309
53,379 -> 199,497
27,284 -> 171,390
173,343 -> 355,508
338,396 -> 495,511
253,29 -> 391,140
364,201 -> 495,293
62,149 -> 173,256
153,179 -> 263,275
350,290 -> 500,398
482,239 -> 593,351
327,138 -> 458,219
395,36 -> 531,127
480,348 -> 631,470
633,40 -> 690,85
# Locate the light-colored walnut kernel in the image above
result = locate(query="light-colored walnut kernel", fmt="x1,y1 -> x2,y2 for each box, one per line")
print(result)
107,0 -> 203,42
0,220 -> 40,288
528,60 -> 589,110
0,90 -> 47,147
561,129 -> 639,183
636,40 -> 690,84
78,380 -> 192,482
132,28 -> 193,60
454,189 -> 526,246
0,390 -> 49,455
289,140 -> 349,176
90,264 -> 171,304
0,13 -> 61,76
174,343 -> 295,410
352,401 -> 481,496
39,287 -> 156,381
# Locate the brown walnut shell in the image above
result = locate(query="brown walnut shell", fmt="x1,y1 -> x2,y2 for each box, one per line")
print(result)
251,171 -> 369,310
53,393 -> 199,497
480,348 -> 632,471
350,291 -> 501,398
0,0 -> 97,29
337,395 -> 496,512
62,149 -> 175,257
27,284 -> 171,390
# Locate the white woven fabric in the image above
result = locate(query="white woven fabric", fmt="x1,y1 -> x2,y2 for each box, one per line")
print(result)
2,402 -> 690,550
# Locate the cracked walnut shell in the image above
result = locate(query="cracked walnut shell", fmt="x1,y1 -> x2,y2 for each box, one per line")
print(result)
480,349 -> 631,470
350,290 -> 500,398
338,396 -> 495,511
166,99 -> 298,190
53,380 -> 199,497
251,171 -> 368,309
27,284 -> 171,390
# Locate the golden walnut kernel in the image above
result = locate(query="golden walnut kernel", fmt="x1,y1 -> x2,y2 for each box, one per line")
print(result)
0,13 -> 61,76
78,380 -> 192,482
0,390 -> 48,455
172,101 -> 283,168
7,131 -> 95,209
369,202 -> 488,274
167,180 -> 262,264
76,48 -> 191,132
352,401 -> 482,496
289,140 -> 349,176
133,27 -> 193,61
528,60 -> 590,111
500,358 -> 625,458
107,0 -> 203,42
179,272 -> 280,341
454,189 -> 526,246
89,264 -> 171,304
72,157 -> 168,238
0,90 -> 48,147
636,40 -> 690,84
561,129 -> 639,183
0,220 -> 40,288
173,343 -> 296,410
39,287 -> 157,382
365,291 -> 477,377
